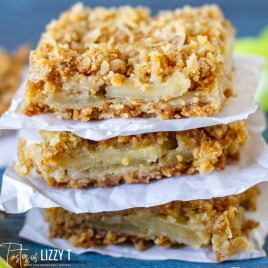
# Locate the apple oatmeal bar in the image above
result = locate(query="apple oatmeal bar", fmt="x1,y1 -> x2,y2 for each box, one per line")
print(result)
23,4 -> 235,121
44,186 -> 259,261
0,46 -> 29,115
16,121 -> 247,188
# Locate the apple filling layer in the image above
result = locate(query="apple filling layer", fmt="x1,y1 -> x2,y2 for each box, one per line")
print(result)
41,71 -> 192,110
44,186 -> 259,261
37,74 -> 225,114
16,121 -> 247,188
73,213 -> 210,248
56,144 -> 182,171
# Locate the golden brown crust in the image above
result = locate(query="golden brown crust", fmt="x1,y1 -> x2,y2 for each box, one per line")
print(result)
16,121 -> 247,188
0,46 -> 29,115
22,4 -> 235,121
44,186 -> 259,261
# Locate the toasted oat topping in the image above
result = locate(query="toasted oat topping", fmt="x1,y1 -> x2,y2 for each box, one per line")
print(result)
29,3 -> 234,90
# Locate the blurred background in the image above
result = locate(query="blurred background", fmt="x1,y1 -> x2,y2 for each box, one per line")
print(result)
0,0 -> 268,49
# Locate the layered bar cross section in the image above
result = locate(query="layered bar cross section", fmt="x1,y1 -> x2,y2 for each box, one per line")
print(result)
23,4 -> 235,121
44,187 -> 259,261
16,121 -> 247,188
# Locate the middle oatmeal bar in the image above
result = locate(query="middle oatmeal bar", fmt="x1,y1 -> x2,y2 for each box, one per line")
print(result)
23,4 -> 235,121
16,121 -> 247,188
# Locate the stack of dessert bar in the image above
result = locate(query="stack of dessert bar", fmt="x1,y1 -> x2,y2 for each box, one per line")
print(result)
13,4 -> 262,262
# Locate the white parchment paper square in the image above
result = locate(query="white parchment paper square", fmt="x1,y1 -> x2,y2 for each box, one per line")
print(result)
19,182 -> 268,263
0,132 -> 18,169
1,109 -> 268,214
0,56 -> 264,141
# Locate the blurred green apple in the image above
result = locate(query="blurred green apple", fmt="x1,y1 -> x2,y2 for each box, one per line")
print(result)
0,257 -> 12,268
235,27 -> 268,110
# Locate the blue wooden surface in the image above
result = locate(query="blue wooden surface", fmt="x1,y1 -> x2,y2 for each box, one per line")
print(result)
0,0 -> 268,267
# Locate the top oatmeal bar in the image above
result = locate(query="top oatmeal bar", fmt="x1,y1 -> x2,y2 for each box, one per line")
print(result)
23,4 -> 235,121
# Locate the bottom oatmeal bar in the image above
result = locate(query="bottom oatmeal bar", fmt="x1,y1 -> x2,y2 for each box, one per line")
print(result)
44,186 -> 259,262
16,122 -> 247,188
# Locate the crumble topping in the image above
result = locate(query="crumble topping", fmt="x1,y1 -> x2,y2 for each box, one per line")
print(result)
30,3 -> 233,89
